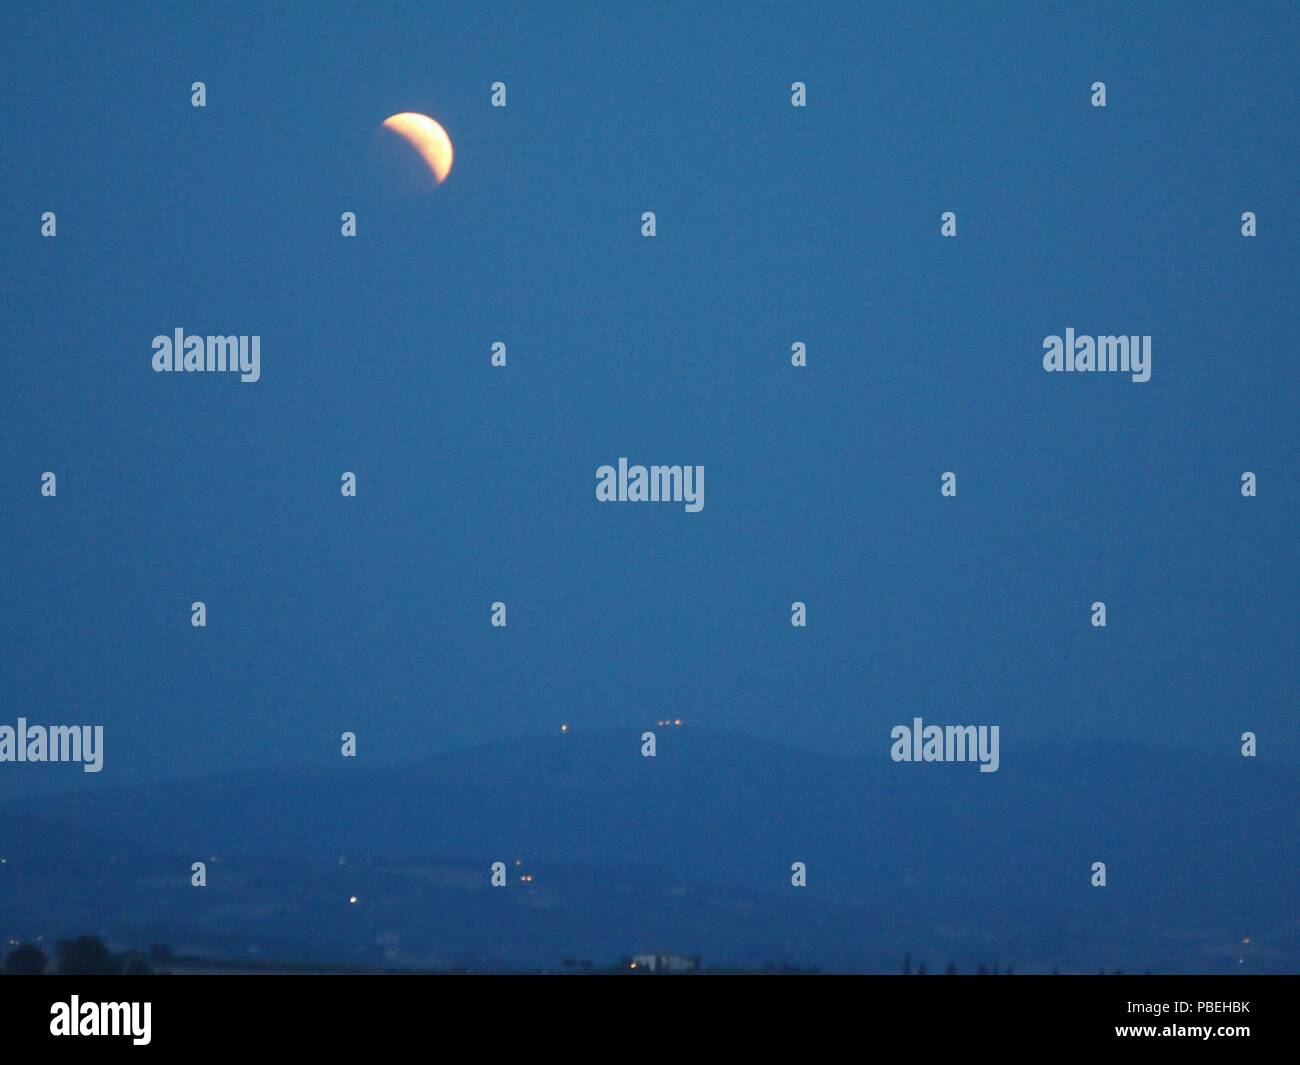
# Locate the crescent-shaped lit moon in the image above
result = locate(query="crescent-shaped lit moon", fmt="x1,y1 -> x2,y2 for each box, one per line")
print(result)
381,112 -> 454,184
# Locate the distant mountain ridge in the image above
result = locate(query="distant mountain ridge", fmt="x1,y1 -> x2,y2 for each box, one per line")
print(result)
2,728 -> 1296,972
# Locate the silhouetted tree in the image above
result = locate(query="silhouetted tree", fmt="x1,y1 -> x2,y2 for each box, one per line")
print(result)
903,952 -> 911,975
4,942 -> 47,975
977,964 -> 989,975
121,952 -> 153,975
945,962 -> 957,975
916,963 -> 927,975
55,935 -> 119,975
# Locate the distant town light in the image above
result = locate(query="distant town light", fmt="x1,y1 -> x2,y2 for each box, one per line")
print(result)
348,896 -> 359,904
560,723 -> 568,733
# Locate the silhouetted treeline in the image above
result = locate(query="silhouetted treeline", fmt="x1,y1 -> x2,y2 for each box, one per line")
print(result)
3,937 -> 1143,975
904,953 -> 1141,975
3,936 -> 169,975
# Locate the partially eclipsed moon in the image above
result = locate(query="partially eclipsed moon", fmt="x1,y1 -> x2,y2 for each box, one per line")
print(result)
382,112 -> 453,184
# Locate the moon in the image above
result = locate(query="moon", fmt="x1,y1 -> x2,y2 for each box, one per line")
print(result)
381,112 -> 454,184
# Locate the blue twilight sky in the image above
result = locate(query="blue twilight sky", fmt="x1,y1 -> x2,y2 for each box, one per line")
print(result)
0,1 -> 1296,796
